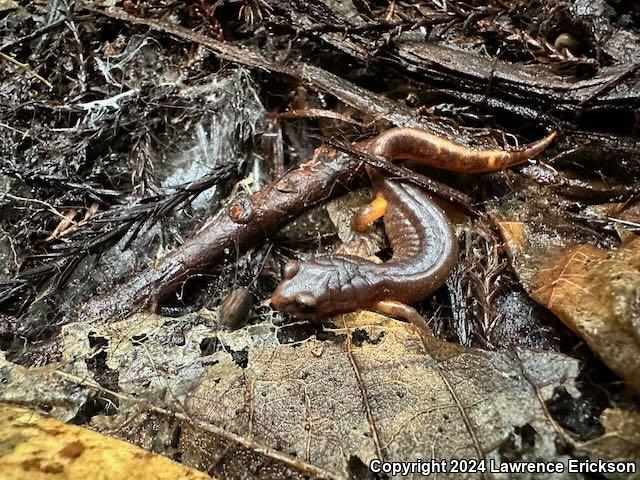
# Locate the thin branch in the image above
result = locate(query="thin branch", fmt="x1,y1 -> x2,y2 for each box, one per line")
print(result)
0,51 -> 53,90
79,147 -> 364,325
52,369 -> 336,479
344,318 -> 384,461
0,19 -> 66,52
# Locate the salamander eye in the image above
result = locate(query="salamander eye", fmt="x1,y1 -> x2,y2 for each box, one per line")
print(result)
294,292 -> 317,313
283,261 -> 300,279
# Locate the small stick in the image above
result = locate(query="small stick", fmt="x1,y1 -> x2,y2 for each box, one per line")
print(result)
0,19 -> 65,52
79,147 -> 365,325
0,51 -> 53,90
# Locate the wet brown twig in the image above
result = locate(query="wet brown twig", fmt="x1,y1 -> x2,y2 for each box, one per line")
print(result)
79,147 -> 365,325
84,5 -> 473,143
0,19 -> 66,52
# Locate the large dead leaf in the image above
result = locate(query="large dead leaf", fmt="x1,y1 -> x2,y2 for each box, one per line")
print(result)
185,312 -> 581,478
578,408 -> 640,463
2,308 -> 639,478
60,309 -> 226,407
0,402 -> 213,480
0,355 -> 88,422
497,220 -> 640,393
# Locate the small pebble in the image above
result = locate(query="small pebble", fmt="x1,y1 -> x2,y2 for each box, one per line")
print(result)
554,33 -> 581,53
218,288 -> 253,329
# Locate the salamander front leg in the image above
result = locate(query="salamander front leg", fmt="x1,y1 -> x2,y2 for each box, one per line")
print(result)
352,193 -> 388,232
374,300 -> 433,348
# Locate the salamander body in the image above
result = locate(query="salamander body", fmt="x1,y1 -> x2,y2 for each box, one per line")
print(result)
272,170 -> 457,318
272,128 -> 556,320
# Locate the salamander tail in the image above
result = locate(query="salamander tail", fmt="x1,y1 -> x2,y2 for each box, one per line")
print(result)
509,131 -> 557,160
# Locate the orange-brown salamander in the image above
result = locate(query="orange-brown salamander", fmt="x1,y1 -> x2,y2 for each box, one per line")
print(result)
272,128 -> 556,338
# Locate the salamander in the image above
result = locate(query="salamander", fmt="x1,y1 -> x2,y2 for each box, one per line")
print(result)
271,128 -> 556,336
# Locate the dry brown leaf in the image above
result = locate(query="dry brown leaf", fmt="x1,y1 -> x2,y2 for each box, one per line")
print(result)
584,201 -> 640,242
578,408 -> 640,464
575,408 -> 640,479
0,402 -> 213,480
184,311 -> 580,478
4,309 -> 639,478
496,221 -> 526,252
0,357 -> 88,421
325,188 -> 385,259
60,310 -> 220,405
498,220 -> 640,393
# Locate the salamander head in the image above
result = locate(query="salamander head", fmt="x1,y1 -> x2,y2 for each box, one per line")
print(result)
271,259 -> 352,319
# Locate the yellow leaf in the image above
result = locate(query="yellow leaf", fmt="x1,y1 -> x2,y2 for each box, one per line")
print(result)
0,403 -> 214,480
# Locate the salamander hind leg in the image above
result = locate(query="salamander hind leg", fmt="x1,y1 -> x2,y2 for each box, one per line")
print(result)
374,300 -> 433,348
352,193 -> 388,232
